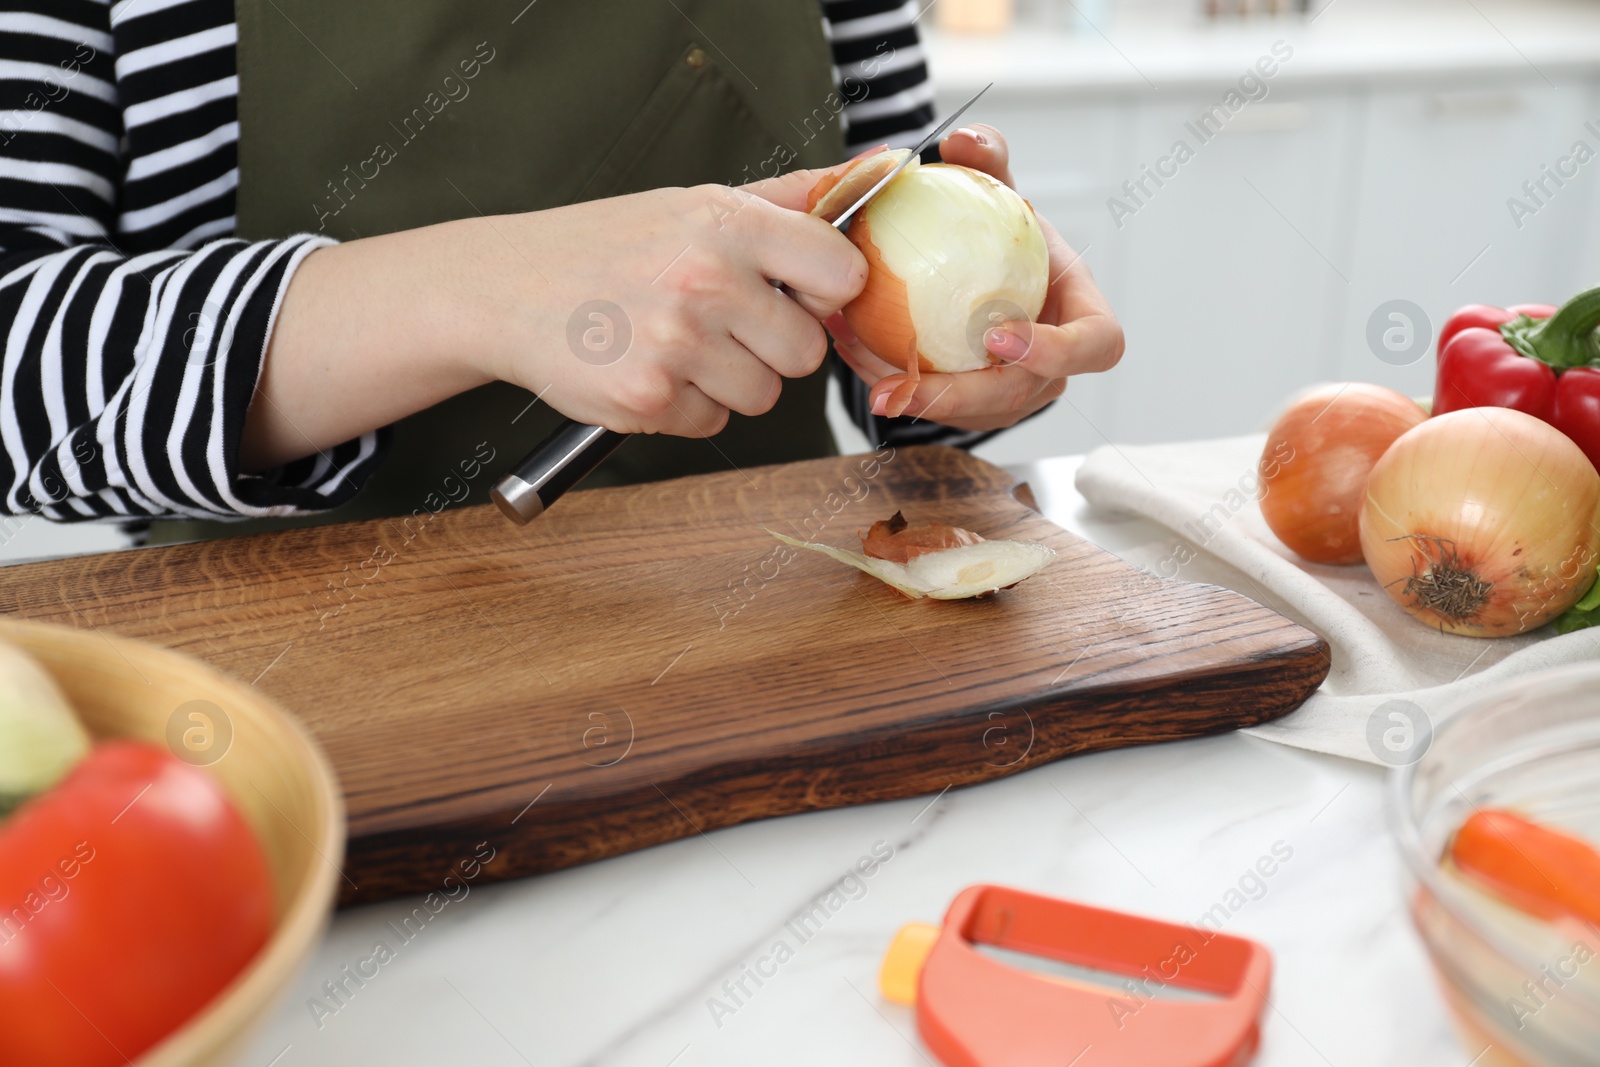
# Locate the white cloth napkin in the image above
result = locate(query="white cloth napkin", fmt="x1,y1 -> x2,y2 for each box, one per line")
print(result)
1074,434 -> 1600,765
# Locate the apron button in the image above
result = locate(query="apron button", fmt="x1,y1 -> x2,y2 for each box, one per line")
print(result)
686,47 -> 706,69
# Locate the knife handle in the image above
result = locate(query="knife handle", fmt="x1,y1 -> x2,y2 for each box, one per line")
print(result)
491,420 -> 629,524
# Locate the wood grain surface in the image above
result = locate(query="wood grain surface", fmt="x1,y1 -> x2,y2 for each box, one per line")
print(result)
0,446 -> 1329,905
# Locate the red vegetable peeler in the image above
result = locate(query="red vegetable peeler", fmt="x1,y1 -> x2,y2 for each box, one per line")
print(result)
879,885 -> 1273,1067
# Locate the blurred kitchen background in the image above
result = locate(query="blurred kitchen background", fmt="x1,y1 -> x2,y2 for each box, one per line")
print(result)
828,0 -> 1600,464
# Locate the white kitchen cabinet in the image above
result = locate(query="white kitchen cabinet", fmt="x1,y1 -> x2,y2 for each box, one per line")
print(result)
1099,91 -> 1360,447
953,84 -> 1364,463
964,97 -> 1132,462
1335,76 -> 1600,400
1578,78 -> 1600,285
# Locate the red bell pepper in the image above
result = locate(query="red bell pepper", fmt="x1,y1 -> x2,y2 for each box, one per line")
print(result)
1434,290 -> 1600,472
1435,302 -> 1557,354
1434,326 -> 1559,421
1552,366 -> 1600,471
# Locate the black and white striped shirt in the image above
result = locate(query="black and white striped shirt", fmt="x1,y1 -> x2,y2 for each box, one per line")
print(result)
0,0 -> 970,523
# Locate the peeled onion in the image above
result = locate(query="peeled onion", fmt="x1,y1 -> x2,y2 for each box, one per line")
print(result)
1360,407 -> 1600,636
809,151 -> 1048,374
1259,383 -> 1428,564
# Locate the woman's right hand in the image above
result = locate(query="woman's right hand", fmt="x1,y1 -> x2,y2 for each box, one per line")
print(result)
247,174 -> 868,469
458,182 -> 868,437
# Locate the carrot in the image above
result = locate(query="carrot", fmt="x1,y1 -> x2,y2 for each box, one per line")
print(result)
1450,809 -> 1600,927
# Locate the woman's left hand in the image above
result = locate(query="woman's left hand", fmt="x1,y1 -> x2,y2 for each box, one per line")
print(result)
829,125 -> 1125,431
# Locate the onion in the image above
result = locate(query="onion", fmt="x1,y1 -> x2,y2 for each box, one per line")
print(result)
0,639 -> 89,816
1259,383 -> 1428,564
809,150 -> 1049,374
1359,407 -> 1600,636
770,515 -> 1053,600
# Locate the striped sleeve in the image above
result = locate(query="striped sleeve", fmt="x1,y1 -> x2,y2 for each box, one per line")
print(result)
110,0 -> 240,250
0,238 -> 389,522
0,1 -> 386,521
823,0 -> 936,153
821,0 -> 1031,450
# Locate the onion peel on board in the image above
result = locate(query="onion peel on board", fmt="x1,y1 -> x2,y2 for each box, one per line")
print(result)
861,510 -> 984,563
769,515 -> 1053,600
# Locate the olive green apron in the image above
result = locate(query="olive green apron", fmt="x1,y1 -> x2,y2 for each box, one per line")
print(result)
148,0 -> 847,542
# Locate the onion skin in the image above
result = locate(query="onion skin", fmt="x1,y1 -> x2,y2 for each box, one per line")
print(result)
807,149 -> 911,220
847,210 -> 922,370
1259,384 -> 1427,565
768,529 -> 1053,600
861,511 -> 983,563
1359,407 -> 1600,636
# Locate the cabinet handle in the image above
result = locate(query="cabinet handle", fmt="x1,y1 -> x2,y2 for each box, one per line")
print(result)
1219,102 -> 1309,134
1425,92 -> 1522,119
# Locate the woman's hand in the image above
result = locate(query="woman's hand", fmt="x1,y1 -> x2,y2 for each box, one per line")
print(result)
816,126 -> 1125,432
480,183 -> 868,436
244,130 -> 1117,472
246,175 -> 869,469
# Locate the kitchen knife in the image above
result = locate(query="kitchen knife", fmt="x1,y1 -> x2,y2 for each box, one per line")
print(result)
489,83 -> 994,525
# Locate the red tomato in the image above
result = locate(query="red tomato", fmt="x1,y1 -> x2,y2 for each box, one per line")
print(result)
0,742 -> 274,1067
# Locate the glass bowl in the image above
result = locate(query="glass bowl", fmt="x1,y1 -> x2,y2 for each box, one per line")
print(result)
1391,662 -> 1600,1067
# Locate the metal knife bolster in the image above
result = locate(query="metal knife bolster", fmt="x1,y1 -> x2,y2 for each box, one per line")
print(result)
490,421 -> 627,524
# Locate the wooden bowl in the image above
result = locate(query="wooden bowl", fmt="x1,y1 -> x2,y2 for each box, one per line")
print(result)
0,618 -> 344,1067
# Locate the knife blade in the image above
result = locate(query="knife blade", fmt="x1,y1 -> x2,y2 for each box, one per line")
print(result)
829,81 -> 992,231
489,83 -> 995,525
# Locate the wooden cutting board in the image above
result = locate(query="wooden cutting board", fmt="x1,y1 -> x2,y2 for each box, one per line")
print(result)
0,447 -> 1327,905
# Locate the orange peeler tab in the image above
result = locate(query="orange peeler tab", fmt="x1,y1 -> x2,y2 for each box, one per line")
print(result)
879,885 -> 1272,1067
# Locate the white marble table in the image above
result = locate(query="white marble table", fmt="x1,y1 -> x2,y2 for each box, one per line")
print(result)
237,457 -> 1467,1067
